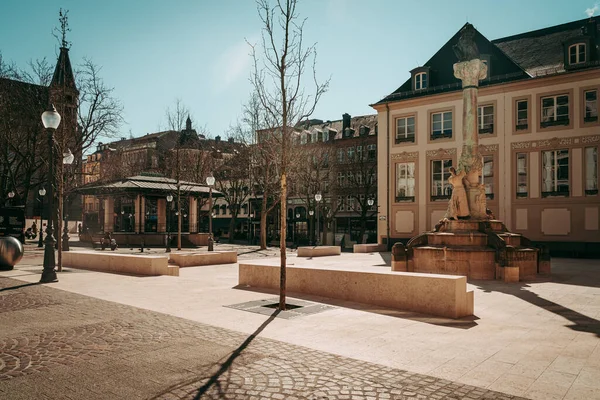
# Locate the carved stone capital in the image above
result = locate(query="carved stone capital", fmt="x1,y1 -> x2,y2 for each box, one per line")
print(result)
453,59 -> 487,87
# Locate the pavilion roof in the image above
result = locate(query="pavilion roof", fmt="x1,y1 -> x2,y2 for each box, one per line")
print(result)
77,175 -> 222,197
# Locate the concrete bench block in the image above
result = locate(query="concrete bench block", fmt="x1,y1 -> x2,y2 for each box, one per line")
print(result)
169,251 -> 237,267
62,251 -> 177,276
239,263 -> 473,319
297,246 -> 341,257
353,244 -> 387,253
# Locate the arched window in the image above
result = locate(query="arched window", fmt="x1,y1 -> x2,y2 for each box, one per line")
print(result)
569,43 -> 586,65
415,72 -> 427,90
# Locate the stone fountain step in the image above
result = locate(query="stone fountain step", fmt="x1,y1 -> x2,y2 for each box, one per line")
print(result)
426,232 -> 488,246
412,245 -> 496,280
498,233 -> 522,246
443,219 -> 507,233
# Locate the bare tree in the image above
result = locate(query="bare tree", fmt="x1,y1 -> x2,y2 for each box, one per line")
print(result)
249,0 -> 329,310
21,58 -> 54,86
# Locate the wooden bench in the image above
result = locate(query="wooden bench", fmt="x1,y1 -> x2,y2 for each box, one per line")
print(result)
239,262 -> 473,319
297,246 -> 341,257
169,251 -> 237,267
62,251 -> 178,276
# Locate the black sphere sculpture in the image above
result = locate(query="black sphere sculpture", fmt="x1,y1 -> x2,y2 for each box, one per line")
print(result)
0,237 -> 24,271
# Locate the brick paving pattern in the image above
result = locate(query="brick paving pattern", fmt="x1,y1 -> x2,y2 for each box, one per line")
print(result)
0,277 -> 525,399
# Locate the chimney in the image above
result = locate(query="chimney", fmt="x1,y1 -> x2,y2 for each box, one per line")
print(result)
215,135 -> 221,142
342,113 -> 351,132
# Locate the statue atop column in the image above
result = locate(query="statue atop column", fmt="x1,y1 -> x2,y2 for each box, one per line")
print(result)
451,23 -> 488,220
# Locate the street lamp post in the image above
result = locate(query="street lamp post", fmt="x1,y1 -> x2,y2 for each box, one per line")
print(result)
40,105 -> 61,283
315,193 -> 322,246
308,210 -> 314,245
295,212 -> 300,246
7,190 -> 15,205
206,175 -> 215,251
38,188 -> 46,248
166,194 -> 173,252
367,198 -> 375,243
61,149 -> 74,252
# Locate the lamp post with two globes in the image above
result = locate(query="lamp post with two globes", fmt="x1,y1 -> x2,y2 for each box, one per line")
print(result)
61,149 -> 75,252
40,105 -> 60,283
315,193 -> 322,246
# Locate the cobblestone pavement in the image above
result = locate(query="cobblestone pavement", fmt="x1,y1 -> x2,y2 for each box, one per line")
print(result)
0,277 -> 526,400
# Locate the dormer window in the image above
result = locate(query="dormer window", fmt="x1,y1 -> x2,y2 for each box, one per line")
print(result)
569,43 -> 586,65
415,72 -> 427,90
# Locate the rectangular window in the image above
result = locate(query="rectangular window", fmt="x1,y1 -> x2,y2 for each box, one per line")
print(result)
431,159 -> 452,200
482,155 -> 494,199
337,196 -> 343,212
396,162 -> 415,202
516,153 -> 528,198
347,147 -> 355,160
356,172 -> 363,185
346,195 -> 353,211
585,147 -> 598,195
431,111 -> 452,139
541,95 -> 569,127
301,134 -> 307,145
584,90 -> 598,122
542,149 -> 569,197
337,148 -> 344,163
347,172 -> 354,185
478,105 -> 494,134
367,144 -> 376,160
323,181 -> 329,193
358,194 -> 365,211
396,116 -> 415,143
356,145 -> 363,160
368,171 -> 376,185
337,172 -> 345,187
516,100 -> 528,130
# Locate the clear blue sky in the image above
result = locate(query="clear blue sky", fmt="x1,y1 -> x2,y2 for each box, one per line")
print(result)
1,0 -> 597,143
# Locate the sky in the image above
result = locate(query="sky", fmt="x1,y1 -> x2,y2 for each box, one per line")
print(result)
1,0 -> 598,145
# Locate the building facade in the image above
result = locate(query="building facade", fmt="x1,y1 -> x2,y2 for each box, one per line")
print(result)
373,17 -> 600,255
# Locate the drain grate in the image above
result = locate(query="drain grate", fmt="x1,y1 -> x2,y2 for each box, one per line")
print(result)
262,302 -> 303,310
225,298 -> 335,319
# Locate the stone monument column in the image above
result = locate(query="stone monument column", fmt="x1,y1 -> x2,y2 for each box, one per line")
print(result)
452,24 -> 488,219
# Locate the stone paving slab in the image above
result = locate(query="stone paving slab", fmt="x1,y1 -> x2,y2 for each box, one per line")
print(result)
0,276 -> 525,399
4,244 -> 600,399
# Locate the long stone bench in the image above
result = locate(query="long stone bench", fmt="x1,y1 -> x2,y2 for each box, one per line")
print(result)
62,251 -> 178,276
297,246 -> 341,257
238,263 -> 473,319
169,251 -> 237,267
353,243 -> 387,253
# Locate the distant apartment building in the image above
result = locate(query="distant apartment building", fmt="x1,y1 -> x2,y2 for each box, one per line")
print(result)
373,17 -> 600,255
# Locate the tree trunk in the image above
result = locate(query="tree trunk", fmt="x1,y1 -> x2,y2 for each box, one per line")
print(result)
260,201 -> 267,249
228,215 -> 237,244
279,172 -> 287,310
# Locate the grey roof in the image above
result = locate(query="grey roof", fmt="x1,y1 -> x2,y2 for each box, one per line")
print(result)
493,16 -> 600,76
78,175 -> 222,197
375,17 -> 600,105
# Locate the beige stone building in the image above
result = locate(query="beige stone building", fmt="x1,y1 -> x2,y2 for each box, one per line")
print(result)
373,17 -> 600,255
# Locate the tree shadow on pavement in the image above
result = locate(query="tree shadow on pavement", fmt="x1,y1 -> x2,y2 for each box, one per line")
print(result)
0,281 -> 40,292
475,280 -> 600,338
193,309 -> 280,399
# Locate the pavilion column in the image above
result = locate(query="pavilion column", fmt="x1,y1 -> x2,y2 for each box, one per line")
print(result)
104,197 -> 114,233
135,194 -> 144,233
157,198 -> 166,233
189,196 -> 198,233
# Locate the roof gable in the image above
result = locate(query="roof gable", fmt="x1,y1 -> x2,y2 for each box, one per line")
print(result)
379,23 -> 526,104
